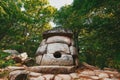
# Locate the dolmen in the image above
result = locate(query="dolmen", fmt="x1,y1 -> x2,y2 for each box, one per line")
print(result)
35,28 -> 79,73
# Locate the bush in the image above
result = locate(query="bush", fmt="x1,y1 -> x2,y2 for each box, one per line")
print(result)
0,51 -> 15,68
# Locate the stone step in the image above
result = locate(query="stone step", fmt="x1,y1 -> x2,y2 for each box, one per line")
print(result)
28,66 -> 76,74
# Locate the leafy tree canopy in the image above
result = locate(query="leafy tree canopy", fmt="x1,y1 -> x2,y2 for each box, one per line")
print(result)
0,0 -> 56,56
54,0 -> 120,69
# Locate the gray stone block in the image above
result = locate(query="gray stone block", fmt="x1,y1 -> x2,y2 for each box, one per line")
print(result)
36,55 -> 43,64
41,54 -> 73,66
47,43 -> 70,54
46,36 -> 71,45
36,44 -> 47,55
70,46 -> 78,55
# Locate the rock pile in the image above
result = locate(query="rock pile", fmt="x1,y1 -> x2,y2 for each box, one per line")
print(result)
7,28 -> 120,80
7,63 -> 120,80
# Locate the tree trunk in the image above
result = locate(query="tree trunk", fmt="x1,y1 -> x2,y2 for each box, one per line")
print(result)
73,29 -> 80,53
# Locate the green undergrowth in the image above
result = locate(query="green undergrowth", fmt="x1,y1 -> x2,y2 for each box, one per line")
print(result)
0,51 -> 15,68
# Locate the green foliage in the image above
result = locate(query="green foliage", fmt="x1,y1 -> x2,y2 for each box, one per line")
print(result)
54,0 -> 120,70
0,0 -> 56,57
0,51 -> 15,68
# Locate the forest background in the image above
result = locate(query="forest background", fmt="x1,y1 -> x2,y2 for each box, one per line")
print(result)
0,0 -> 120,70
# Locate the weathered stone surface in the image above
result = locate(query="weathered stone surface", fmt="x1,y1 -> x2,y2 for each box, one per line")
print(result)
70,46 -> 77,55
43,74 -> 54,80
35,55 -> 43,64
36,44 -> 47,55
29,72 -> 42,77
8,62 -> 120,80
29,66 -> 75,74
41,54 -> 73,66
54,75 -> 63,80
30,76 -> 45,80
98,73 -> 109,78
43,28 -> 73,39
46,36 -> 71,45
57,74 -> 72,80
70,73 -> 79,79
40,39 -> 46,46
47,43 -> 70,54
3,50 -> 19,55
90,76 -> 99,79
9,70 -> 29,80
81,70 -> 96,76
74,57 -> 80,66
7,66 -> 25,71
18,52 -> 28,61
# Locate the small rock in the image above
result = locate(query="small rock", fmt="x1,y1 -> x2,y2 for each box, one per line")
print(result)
43,74 -> 54,80
18,52 -> 28,61
30,76 -> 45,80
3,50 -> 19,55
109,74 -> 114,78
81,70 -> 95,76
98,73 -> 109,78
78,74 -> 93,80
102,78 -> 113,80
94,70 -> 102,76
57,74 -> 72,80
104,70 -> 119,75
29,72 -> 42,77
70,73 -> 79,79
54,75 -> 63,80
90,76 -> 99,79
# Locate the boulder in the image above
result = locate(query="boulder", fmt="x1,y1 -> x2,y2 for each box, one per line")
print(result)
3,50 -> 19,55
46,36 -> 71,45
18,52 -> 28,61
41,54 -> 73,66
47,43 -> 70,54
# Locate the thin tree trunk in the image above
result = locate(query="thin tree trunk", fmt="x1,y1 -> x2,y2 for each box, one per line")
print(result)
73,29 -> 80,53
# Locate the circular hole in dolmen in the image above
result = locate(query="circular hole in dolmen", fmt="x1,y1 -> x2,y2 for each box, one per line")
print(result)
53,51 -> 62,58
